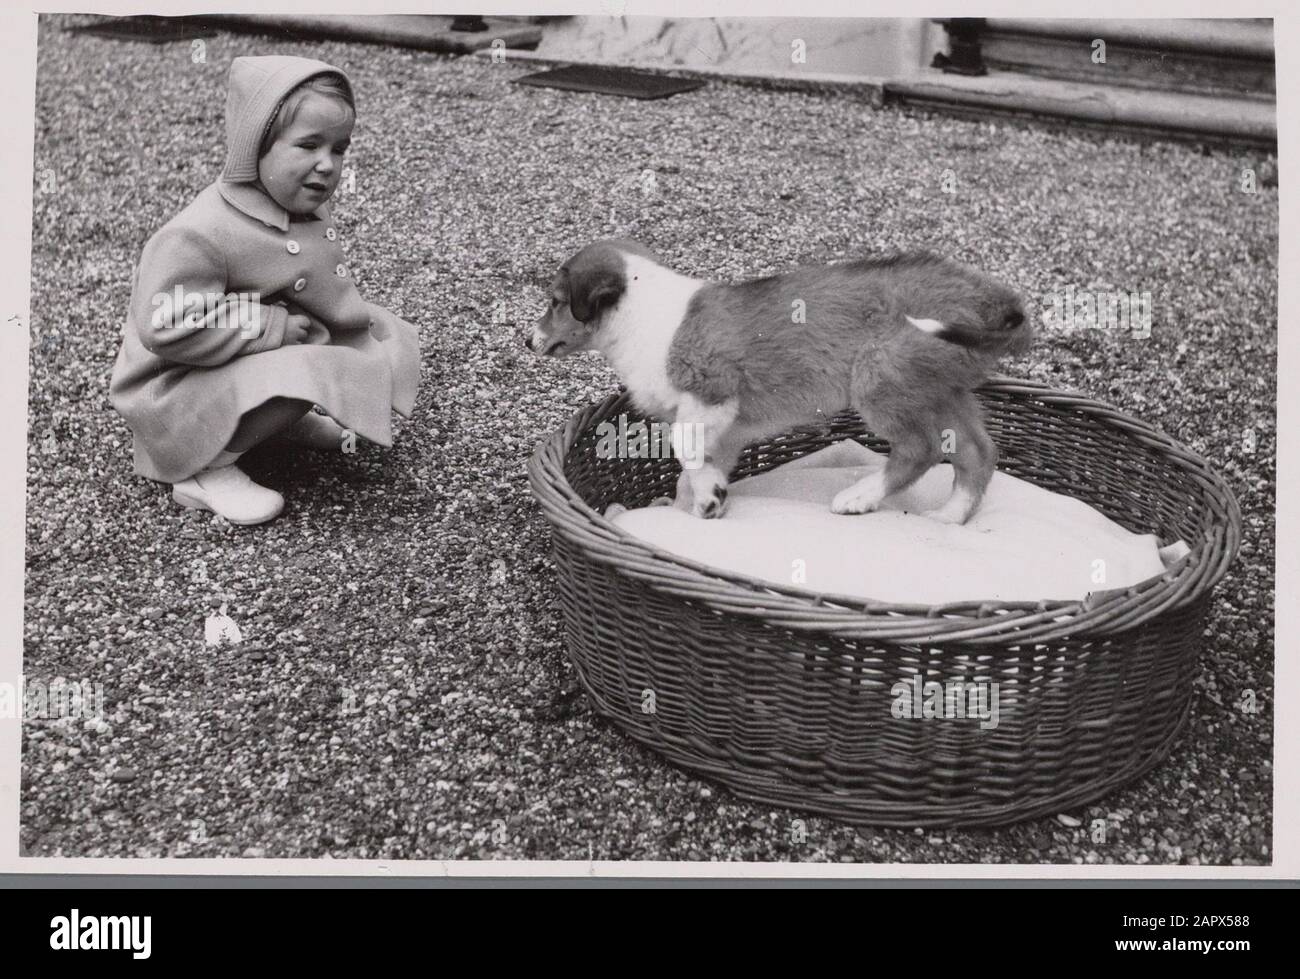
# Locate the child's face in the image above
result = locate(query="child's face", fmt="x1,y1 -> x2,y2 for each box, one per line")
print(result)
257,92 -> 354,215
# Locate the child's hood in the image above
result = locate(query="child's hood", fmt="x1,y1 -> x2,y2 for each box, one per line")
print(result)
221,55 -> 354,184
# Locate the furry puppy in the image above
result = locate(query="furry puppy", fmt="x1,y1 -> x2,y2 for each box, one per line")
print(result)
527,239 -> 1030,523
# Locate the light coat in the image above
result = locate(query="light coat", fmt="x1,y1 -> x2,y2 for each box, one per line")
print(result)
109,56 -> 419,482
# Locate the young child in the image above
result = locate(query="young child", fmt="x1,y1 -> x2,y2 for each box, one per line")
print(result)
109,55 -> 420,524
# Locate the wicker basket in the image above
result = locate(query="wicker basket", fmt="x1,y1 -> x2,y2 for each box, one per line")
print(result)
527,377 -> 1241,828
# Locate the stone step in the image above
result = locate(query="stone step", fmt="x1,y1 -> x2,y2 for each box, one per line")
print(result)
937,18 -> 1274,98
891,68 -> 1275,147
205,14 -> 541,54
484,48 -> 1274,149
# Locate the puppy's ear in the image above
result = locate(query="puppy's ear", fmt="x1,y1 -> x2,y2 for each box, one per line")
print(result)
566,265 -> 625,324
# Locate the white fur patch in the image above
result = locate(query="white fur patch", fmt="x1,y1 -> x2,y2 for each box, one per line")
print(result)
594,253 -> 703,419
906,315 -> 945,334
673,392 -> 739,472
831,471 -> 888,514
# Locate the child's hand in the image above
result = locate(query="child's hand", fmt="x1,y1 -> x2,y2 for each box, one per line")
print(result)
284,314 -> 314,345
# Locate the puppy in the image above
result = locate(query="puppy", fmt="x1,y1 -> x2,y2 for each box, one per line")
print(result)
527,239 -> 1030,524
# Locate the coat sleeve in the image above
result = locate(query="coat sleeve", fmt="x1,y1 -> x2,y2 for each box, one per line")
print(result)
130,225 -> 289,367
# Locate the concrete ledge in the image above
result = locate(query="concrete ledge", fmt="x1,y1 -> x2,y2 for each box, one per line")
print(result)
976,33 -> 1276,98
975,18 -> 1274,60
890,69 -> 1275,145
484,49 -> 1274,148
206,14 -> 541,54
473,48 -> 887,105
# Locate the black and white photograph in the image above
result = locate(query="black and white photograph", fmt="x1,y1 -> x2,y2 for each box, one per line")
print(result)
3,2 -> 1284,879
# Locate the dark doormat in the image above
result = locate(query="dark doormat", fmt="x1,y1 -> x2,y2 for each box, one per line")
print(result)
513,65 -> 704,100
64,16 -> 219,44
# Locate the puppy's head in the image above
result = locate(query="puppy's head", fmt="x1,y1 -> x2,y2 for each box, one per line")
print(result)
526,239 -> 658,357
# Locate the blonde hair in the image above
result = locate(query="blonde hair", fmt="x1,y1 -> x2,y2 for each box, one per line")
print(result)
258,73 -> 354,157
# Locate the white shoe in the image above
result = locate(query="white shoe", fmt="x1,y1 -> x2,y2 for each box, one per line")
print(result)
172,464 -> 284,525
281,410 -> 348,451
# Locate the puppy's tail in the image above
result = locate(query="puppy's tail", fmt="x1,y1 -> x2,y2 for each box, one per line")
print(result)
906,307 -> 1032,357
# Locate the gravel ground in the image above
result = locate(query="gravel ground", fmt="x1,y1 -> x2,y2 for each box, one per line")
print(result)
21,15 -> 1275,864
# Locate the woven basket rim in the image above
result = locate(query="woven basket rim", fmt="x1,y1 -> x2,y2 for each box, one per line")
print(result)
527,375 -> 1242,646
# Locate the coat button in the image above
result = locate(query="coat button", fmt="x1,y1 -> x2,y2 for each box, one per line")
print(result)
325,228 -> 337,241
286,240 -> 300,254
336,264 -> 348,277
293,277 -> 307,292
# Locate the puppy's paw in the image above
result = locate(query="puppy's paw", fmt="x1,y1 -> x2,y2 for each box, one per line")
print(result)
691,484 -> 728,519
672,471 -> 695,512
831,485 -> 882,515
921,505 -> 967,525
922,489 -> 976,525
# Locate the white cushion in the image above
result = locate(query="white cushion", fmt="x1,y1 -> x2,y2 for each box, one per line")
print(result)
608,440 -> 1172,605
